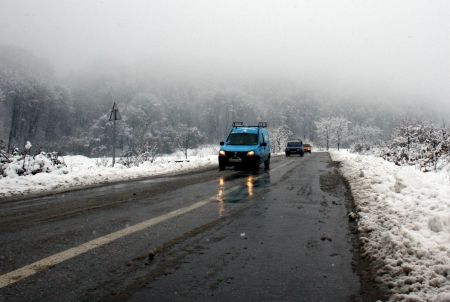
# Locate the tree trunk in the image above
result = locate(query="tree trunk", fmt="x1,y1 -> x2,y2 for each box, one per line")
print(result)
7,98 -> 18,153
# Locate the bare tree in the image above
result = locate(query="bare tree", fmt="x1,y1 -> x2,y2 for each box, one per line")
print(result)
175,125 -> 204,159
315,118 -> 333,150
331,117 -> 351,150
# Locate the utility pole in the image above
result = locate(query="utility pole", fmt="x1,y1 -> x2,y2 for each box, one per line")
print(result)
7,91 -> 17,153
109,102 -> 121,167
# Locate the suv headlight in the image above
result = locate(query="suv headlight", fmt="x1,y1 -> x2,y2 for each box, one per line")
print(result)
219,150 -> 226,156
247,151 -> 255,156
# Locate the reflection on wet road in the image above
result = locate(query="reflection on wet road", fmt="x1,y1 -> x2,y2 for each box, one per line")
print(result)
216,177 -> 225,217
215,166 -> 276,214
246,176 -> 254,197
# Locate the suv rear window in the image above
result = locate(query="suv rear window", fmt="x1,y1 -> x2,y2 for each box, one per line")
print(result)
227,133 -> 258,145
287,142 -> 302,147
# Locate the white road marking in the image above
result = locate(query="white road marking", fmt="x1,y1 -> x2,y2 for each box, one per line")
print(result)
0,160 -> 295,289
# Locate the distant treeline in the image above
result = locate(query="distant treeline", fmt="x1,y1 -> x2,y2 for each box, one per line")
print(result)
0,45 -> 445,156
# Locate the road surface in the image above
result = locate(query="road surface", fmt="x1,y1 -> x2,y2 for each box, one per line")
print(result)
0,153 -> 384,301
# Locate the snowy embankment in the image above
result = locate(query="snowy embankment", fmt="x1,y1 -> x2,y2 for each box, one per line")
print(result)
331,151 -> 450,302
0,146 -> 218,199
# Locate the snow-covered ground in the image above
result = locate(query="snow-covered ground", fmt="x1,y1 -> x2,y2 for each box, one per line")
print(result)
331,150 -> 450,302
0,145 -> 218,199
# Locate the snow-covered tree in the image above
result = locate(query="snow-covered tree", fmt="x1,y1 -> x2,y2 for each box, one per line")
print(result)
315,118 -> 333,150
331,117 -> 351,150
86,114 -> 132,157
269,125 -> 292,153
174,125 -> 204,159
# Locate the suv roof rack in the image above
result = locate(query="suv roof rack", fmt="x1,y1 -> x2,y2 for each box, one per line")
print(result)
232,121 -> 267,128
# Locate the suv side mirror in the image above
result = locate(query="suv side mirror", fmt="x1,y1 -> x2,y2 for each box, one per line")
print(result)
220,141 -> 225,146
260,142 -> 267,147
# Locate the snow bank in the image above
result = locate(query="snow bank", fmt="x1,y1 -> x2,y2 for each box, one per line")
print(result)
331,150 -> 450,302
0,145 -> 218,199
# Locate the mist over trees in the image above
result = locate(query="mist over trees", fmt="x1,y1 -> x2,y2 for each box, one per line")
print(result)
0,45 -> 447,157
0,46 -> 73,153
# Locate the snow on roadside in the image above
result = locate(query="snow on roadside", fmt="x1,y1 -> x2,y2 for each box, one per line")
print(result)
331,150 -> 450,302
0,146 -> 218,199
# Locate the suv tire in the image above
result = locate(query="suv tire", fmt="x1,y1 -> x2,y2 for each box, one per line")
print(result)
264,158 -> 270,169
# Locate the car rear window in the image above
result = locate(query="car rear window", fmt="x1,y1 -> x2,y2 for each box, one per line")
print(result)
287,142 -> 301,147
227,133 -> 258,145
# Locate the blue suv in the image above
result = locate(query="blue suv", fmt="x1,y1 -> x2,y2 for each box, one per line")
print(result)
219,122 -> 271,170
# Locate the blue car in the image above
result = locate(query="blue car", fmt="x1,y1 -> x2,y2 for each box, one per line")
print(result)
285,140 -> 304,157
219,122 -> 271,170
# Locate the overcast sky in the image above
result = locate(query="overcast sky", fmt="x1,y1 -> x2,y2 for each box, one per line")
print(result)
1,0 -> 449,108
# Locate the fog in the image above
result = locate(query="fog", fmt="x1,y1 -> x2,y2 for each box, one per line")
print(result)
1,0 -> 450,155
1,0 -> 449,105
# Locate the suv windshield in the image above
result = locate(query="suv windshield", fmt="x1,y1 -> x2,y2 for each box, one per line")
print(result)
287,142 -> 302,147
227,133 -> 258,145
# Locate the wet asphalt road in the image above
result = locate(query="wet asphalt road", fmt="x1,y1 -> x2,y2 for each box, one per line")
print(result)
0,153 -> 382,302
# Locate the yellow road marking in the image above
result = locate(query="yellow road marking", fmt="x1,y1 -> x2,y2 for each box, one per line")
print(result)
0,160 -> 295,288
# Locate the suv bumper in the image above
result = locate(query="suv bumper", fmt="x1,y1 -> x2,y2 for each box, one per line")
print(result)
285,148 -> 303,154
219,155 -> 260,167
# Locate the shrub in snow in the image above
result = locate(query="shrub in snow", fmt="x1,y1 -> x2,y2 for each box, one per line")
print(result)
381,121 -> 449,173
0,142 -> 66,177
95,157 -> 110,167
118,142 -> 159,168
350,143 -> 372,153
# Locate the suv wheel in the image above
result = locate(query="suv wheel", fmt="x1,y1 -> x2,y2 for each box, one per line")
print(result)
264,158 -> 270,169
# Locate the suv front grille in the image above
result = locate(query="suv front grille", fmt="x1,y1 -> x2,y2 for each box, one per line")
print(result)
225,151 -> 247,159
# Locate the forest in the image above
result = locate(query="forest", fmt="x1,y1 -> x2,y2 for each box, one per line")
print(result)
0,45 -> 447,158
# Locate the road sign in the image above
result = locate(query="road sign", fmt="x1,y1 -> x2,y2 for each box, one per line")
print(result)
109,102 -> 121,121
